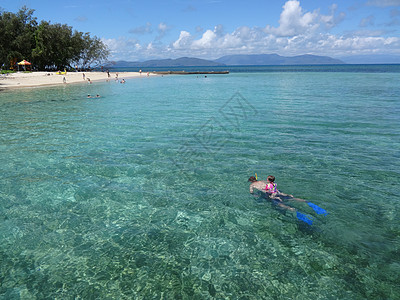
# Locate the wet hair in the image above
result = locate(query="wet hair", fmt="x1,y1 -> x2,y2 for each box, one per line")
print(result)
267,175 -> 275,183
248,176 -> 257,182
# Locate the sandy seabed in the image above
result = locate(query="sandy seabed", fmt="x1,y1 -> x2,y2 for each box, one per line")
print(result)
0,71 -> 152,89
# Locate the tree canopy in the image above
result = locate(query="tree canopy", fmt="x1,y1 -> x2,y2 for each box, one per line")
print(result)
0,6 -> 109,70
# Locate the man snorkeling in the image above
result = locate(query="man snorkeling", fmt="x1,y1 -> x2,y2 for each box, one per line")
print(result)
248,175 -> 296,198
248,174 -> 327,223
248,175 -> 305,211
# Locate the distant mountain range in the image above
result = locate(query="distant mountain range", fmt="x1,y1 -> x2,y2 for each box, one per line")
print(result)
339,54 -> 400,64
215,54 -> 344,65
107,57 -> 224,68
105,54 -> 345,68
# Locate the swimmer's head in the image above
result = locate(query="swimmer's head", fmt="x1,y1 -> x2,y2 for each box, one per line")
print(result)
267,175 -> 275,183
248,176 -> 257,182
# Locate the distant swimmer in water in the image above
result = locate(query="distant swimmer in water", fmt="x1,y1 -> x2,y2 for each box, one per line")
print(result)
87,94 -> 92,98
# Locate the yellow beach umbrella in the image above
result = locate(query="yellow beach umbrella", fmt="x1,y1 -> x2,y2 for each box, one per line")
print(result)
17,60 -> 31,71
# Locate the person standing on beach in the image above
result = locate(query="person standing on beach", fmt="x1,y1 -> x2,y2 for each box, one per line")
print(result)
83,73 -> 85,80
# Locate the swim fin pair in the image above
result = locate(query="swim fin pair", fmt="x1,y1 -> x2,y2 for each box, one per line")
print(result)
296,212 -> 313,225
307,202 -> 328,216
296,202 -> 327,225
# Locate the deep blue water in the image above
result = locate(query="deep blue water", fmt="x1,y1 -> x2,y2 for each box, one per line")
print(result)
109,64 -> 400,73
0,66 -> 399,299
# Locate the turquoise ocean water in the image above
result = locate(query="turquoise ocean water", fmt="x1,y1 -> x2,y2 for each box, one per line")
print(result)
1,65 -> 399,299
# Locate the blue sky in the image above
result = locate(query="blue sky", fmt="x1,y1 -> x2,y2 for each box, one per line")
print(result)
2,0 -> 400,61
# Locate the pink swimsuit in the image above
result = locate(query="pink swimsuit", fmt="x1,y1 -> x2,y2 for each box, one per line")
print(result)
265,183 -> 277,193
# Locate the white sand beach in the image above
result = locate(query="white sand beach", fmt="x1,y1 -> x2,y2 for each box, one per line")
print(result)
0,71 -> 153,89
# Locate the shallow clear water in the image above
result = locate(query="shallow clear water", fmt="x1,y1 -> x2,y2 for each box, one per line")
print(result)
1,69 -> 399,299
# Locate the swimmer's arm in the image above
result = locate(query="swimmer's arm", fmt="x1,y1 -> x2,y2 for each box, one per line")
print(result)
249,185 -> 255,194
249,184 -> 263,195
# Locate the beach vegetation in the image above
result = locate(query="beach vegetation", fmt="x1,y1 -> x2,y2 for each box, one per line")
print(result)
0,6 -> 37,69
0,6 -> 109,71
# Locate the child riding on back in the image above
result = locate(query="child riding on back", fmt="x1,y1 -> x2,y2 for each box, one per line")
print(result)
265,175 -> 278,194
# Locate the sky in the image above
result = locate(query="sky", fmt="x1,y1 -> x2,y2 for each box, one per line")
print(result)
2,0 -> 400,62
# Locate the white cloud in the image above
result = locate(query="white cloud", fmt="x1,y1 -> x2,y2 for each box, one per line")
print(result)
320,4 -> 346,30
156,22 -> 171,40
102,37 -> 146,61
367,0 -> 400,7
265,0 -> 319,36
173,31 -> 193,49
129,22 -> 153,35
192,29 -> 217,48
360,15 -> 375,27
106,0 -> 400,60
75,16 -> 88,22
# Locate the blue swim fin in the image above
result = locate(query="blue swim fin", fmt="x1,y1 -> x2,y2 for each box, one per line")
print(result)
296,212 -> 313,225
307,202 -> 328,216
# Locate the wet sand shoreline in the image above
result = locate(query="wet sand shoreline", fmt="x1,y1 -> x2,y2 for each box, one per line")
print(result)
0,71 -> 154,90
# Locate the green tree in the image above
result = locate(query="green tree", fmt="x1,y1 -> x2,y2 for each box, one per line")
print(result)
32,22 -> 109,70
32,21 -> 79,69
0,6 -> 37,69
75,33 -> 109,69
1,6 -> 109,70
